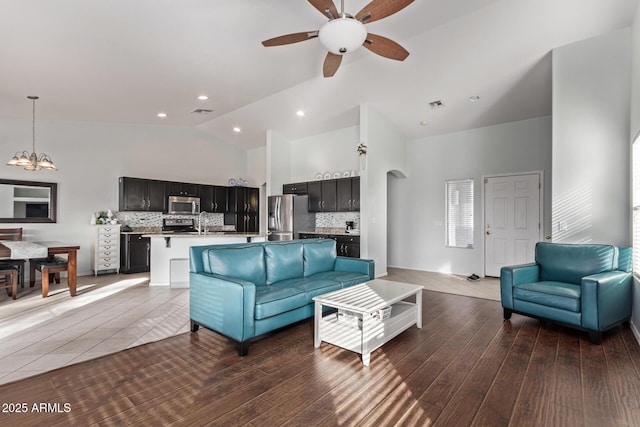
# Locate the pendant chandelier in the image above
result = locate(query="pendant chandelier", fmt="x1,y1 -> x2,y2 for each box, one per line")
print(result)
7,96 -> 57,171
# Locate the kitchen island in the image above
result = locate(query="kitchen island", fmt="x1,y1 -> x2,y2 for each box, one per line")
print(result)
145,232 -> 266,287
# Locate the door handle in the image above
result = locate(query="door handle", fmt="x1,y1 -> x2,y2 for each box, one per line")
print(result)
486,231 -> 491,235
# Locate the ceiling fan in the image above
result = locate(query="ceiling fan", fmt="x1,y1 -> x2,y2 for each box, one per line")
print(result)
262,0 -> 414,77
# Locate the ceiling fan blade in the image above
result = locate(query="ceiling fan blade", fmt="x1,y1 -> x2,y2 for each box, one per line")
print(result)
363,33 -> 409,61
356,0 -> 415,24
323,52 -> 343,77
262,31 -> 319,47
308,0 -> 339,19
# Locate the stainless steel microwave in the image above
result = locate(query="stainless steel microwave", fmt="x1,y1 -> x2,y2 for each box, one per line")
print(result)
167,196 -> 200,215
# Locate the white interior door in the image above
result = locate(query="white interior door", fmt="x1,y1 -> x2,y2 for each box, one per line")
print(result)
484,173 -> 541,277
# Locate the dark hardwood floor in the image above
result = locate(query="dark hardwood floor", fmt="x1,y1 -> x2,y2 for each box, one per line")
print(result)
1,289 -> 639,426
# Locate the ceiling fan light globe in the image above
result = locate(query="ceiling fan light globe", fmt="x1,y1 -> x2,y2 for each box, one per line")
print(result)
319,17 -> 367,55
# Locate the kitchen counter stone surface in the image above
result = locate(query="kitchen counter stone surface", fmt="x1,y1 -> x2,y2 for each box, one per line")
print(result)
299,229 -> 360,236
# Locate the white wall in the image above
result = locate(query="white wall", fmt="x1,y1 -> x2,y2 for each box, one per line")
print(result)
630,3 -> 640,340
388,116 -> 552,276
289,126 -> 360,183
266,130 -> 291,196
360,104 -> 407,277
551,28 -> 631,245
0,119 -> 247,276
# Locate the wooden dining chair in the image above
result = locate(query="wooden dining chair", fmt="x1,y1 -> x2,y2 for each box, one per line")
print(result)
30,255 -> 68,298
0,266 -> 18,300
0,227 -> 25,289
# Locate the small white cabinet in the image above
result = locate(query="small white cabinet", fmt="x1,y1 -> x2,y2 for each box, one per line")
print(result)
91,224 -> 121,276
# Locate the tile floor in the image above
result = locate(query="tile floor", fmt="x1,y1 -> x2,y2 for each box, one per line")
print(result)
0,268 -> 499,386
0,273 -> 189,385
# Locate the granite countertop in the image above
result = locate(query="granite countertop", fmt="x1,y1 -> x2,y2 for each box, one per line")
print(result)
299,229 -> 360,236
144,232 -> 267,238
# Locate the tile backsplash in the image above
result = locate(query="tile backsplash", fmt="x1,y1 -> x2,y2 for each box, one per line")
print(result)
113,211 -> 224,228
316,212 -> 360,230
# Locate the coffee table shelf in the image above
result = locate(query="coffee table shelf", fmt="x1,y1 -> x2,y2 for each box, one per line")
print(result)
313,280 -> 423,366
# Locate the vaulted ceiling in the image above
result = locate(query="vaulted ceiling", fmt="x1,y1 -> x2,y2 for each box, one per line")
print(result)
0,0 -> 637,150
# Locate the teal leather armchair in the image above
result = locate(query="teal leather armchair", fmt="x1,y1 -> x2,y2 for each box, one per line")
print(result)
500,242 -> 632,344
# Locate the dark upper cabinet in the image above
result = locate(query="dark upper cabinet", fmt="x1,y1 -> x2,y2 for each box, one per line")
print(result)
283,182 -> 308,195
119,177 -> 167,212
199,185 -> 227,213
336,177 -> 360,211
308,180 -> 337,212
225,186 -> 260,232
167,182 -> 199,197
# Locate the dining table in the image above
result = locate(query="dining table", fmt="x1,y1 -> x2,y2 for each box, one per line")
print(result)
0,241 -> 80,297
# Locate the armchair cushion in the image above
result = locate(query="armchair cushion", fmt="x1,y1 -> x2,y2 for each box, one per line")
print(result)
536,243 -> 617,285
513,281 -> 581,312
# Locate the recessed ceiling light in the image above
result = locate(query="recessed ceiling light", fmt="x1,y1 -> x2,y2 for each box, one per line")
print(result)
420,120 -> 428,126
198,95 -> 209,101
469,95 -> 480,102
296,110 -> 305,117
157,112 -> 167,118
233,127 -> 241,133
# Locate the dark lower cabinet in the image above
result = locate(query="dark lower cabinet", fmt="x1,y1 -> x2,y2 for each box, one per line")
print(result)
298,233 -> 360,258
120,234 -> 151,273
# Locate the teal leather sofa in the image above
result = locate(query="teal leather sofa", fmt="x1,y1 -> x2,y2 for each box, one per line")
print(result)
189,238 -> 374,355
500,242 -> 632,344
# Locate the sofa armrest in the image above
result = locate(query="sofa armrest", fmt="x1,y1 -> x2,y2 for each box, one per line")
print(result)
581,271 -> 632,331
500,263 -> 539,309
334,257 -> 375,280
189,272 -> 256,342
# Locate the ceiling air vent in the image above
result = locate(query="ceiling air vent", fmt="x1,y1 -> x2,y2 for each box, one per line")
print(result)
190,108 -> 214,114
429,100 -> 444,109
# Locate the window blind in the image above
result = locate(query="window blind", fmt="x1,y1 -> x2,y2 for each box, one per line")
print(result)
446,179 -> 474,248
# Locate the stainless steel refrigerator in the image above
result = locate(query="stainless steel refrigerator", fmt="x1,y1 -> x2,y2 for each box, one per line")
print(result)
268,194 -> 316,241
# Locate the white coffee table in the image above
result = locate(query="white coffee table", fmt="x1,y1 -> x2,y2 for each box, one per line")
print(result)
313,279 -> 423,366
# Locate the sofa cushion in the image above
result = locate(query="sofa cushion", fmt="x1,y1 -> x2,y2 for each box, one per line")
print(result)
255,283 -> 309,320
303,240 -> 337,277
536,242 -> 616,285
265,242 -> 304,285
204,245 -> 266,287
291,278 -> 342,302
307,271 -> 370,288
513,281 -> 581,312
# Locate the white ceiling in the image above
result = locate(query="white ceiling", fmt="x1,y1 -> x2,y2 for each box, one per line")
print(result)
0,0 -> 637,150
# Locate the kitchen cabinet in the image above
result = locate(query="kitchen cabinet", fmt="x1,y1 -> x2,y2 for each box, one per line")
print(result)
283,182 -> 308,195
307,180 -> 337,212
119,177 -> 167,212
120,233 -> 151,273
298,233 -> 360,258
91,225 -> 121,275
335,235 -> 360,258
199,185 -> 227,213
167,181 -> 199,197
225,186 -> 260,232
336,177 -> 360,211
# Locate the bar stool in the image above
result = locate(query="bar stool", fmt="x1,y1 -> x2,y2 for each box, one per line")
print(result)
30,256 -> 69,298
0,266 -> 18,300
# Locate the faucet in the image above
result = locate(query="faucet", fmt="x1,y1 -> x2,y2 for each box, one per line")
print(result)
198,211 -> 208,235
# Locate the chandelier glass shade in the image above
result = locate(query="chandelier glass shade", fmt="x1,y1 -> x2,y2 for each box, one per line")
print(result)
7,96 -> 57,171
318,16 -> 367,55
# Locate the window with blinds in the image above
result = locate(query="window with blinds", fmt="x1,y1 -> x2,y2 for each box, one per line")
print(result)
633,132 -> 640,274
446,179 -> 474,248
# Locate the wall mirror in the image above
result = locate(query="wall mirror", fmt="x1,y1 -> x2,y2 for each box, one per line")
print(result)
0,179 -> 57,223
